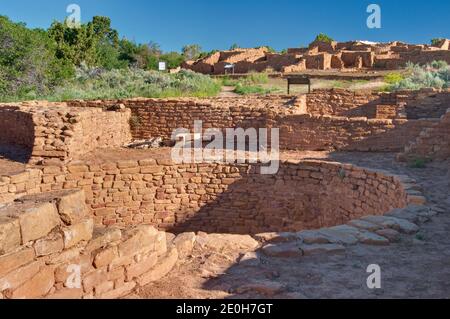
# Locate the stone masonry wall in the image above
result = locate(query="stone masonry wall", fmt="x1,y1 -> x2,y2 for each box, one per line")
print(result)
0,169 -> 43,204
306,88 -> 450,119
0,107 -> 34,150
279,114 -> 438,152
0,104 -> 132,164
400,109 -> 450,161
0,159 -> 420,235
0,190 -> 178,299
65,96 -> 305,141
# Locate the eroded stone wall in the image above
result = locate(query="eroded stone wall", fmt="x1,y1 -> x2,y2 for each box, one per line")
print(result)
306,88 -> 450,119
0,104 -> 132,163
0,190 -> 177,299
279,115 -> 438,152
0,107 -> 34,151
401,109 -> 450,161
0,159 -> 417,235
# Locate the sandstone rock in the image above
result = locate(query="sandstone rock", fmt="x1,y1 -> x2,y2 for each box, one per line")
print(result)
195,233 -> 259,252
254,232 -> 299,243
83,269 -> 108,292
356,231 -> 390,246
347,219 -> 382,232
57,190 -> 88,225
0,248 -> 35,278
34,233 -> 64,256
300,244 -> 346,256
296,230 -> 331,244
407,195 -> 427,205
94,246 -> 119,268
173,232 -> 196,260
125,252 -> 158,280
47,246 -> 82,265
85,227 -> 122,252
385,207 -> 428,224
262,243 -> 302,258
376,229 -> 401,242
165,232 -> 176,245
362,215 -> 419,234
46,288 -> 83,299
137,247 -> 178,286
99,282 -> 136,299
318,228 -> 359,245
7,266 -> 55,299
238,252 -> 261,267
0,261 -> 42,292
18,203 -> 61,243
62,218 -> 94,249
328,225 -> 361,237
94,281 -> 114,296
119,226 -> 159,257
0,216 -> 21,255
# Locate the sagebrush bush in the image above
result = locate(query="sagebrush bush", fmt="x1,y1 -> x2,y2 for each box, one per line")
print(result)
1,67 -> 221,102
389,61 -> 449,91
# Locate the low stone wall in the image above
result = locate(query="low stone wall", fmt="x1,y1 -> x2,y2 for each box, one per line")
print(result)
0,159 -> 421,235
0,190 -> 178,299
0,169 -> 43,203
0,104 -> 132,163
64,94 -> 443,153
2,90 -> 448,162
0,107 -> 35,159
306,88 -> 450,119
279,114 -> 438,152
65,96 -> 306,141
400,109 -> 450,161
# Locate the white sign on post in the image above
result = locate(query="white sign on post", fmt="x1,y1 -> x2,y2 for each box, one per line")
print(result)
158,62 -> 167,71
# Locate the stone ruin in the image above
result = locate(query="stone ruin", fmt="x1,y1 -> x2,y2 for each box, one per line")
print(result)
182,39 -> 450,74
0,88 -> 449,299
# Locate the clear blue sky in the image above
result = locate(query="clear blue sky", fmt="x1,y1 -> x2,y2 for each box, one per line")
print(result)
1,0 -> 449,52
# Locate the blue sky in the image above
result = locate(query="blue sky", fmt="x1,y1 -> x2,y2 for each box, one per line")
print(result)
1,0 -> 449,52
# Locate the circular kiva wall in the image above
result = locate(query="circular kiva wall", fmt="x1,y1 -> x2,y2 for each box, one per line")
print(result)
29,159 -> 411,235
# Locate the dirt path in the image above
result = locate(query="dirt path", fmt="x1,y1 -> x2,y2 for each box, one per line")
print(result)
218,86 -> 239,97
137,152 -> 450,299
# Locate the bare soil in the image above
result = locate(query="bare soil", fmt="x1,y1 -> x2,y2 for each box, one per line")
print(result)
136,152 -> 450,299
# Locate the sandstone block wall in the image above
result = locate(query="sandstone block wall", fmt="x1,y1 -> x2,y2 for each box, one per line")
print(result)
401,109 -> 450,161
0,190 -> 177,299
0,169 -> 43,203
306,88 -> 450,119
65,96 -> 305,141
0,107 -> 34,151
279,114 -> 438,152
0,104 -> 132,163
0,159 -> 417,235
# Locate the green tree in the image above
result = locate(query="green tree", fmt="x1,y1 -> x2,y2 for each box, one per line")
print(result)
313,33 -> 334,44
182,44 -> 202,60
0,15 -> 74,98
431,38 -> 444,46
161,52 -> 185,69
48,16 -> 121,67
230,43 -> 240,50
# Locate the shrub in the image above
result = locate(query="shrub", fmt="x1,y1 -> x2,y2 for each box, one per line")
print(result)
0,16 -> 74,100
388,61 -> 449,91
384,72 -> 404,85
431,38 -> 444,46
313,33 -> 334,44
408,158 -> 428,169
234,83 -> 277,95
1,67 -> 221,102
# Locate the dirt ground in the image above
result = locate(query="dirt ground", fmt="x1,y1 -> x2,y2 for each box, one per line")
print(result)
136,152 -> 450,299
0,145 -> 28,175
